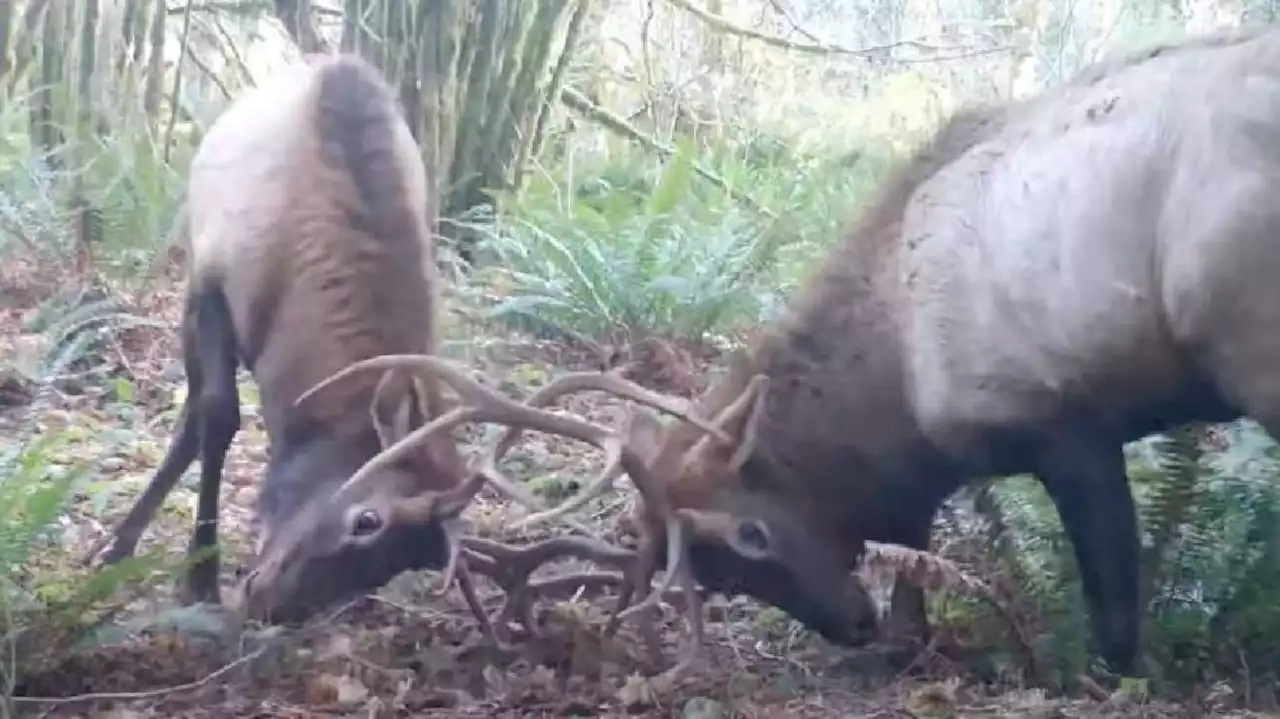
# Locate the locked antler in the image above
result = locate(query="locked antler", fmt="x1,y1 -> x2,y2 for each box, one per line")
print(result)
297,355 -> 729,674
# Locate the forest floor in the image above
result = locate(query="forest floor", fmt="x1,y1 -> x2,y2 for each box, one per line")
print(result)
0,268 -> 1266,718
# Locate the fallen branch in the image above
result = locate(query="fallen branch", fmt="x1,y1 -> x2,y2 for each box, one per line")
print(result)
12,646 -> 267,707
559,87 -> 775,219
860,541 -> 1041,679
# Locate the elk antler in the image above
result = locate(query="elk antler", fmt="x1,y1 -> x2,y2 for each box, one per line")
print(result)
297,355 -> 730,670
456,535 -> 705,680
483,370 -> 732,532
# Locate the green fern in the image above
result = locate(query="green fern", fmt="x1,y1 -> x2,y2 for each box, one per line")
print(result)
1142,427 -> 1206,574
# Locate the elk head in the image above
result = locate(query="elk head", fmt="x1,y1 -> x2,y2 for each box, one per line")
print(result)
230,355 -> 732,630
513,352 -> 882,655
232,370 -> 480,624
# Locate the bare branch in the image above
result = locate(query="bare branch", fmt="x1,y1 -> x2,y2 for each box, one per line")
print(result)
663,0 -> 1004,63
560,87 -> 776,219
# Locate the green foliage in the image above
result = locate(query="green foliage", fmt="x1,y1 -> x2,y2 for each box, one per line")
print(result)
1138,422 -> 1280,684
0,436 -> 171,694
457,134 -> 897,345
931,423 -> 1280,691
0,87 -> 185,281
70,125 -> 188,277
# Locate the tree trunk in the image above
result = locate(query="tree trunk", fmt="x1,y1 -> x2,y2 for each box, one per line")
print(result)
273,0 -> 592,265
143,0 -> 165,117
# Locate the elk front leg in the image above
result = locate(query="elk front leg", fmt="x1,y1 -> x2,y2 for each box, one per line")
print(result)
1034,435 -> 1141,678
180,284 -> 242,605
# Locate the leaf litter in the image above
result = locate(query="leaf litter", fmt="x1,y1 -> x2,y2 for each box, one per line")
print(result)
1,281 -> 1269,718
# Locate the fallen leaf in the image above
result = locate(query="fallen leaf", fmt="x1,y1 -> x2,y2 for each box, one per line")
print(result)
905,679 -> 959,718
306,673 -> 368,707
315,633 -> 355,662
616,673 -> 658,711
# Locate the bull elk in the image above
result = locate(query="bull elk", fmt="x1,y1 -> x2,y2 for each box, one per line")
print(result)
321,28 -> 1280,679
82,53 -> 726,633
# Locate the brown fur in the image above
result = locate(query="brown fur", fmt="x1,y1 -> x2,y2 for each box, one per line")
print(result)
656,103 -> 1008,511
92,55 -> 465,623
630,27 -> 1280,677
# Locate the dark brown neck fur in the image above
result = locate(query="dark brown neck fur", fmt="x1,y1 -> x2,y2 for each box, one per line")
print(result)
713,105 -> 1013,545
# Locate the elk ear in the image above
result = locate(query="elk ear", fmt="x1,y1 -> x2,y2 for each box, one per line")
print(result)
369,370 -> 463,475
370,371 -> 415,447
408,375 -> 466,475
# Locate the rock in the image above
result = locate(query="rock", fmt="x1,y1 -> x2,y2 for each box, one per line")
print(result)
681,696 -> 726,719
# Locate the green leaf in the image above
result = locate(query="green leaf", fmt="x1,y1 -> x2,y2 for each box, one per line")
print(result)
647,135 -> 697,218
112,376 -> 134,404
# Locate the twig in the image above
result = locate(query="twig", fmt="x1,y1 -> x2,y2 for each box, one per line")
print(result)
664,0 -> 994,62
763,0 -> 821,43
12,646 -> 266,707
181,27 -> 232,101
559,87 -> 775,219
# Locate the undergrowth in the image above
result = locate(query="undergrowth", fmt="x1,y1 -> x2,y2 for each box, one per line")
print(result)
931,425 -> 1280,694
2,60 -> 1280,708
459,135 -> 897,346
0,436 -> 172,702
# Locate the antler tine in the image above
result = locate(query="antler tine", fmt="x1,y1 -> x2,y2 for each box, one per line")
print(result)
460,531 -> 706,677
450,557 -> 512,650
460,535 -> 638,640
507,455 -> 626,532
482,371 -> 731,532
308,355 -> 712,521
490,403 -> 631,535
429,516 -> 466,596
304,354 -> 707,663
300,355 -> 583,510
480,371 -> 731,474
332,402 -> 488,499
613,513 -> 688,622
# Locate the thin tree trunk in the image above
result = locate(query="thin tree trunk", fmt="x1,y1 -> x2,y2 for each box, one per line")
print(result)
74,0 -> 101,273
143,0 -> 165,117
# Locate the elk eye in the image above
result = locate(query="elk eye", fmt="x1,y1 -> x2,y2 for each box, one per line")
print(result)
351,509 -> 383,537
728,518 -> 774,559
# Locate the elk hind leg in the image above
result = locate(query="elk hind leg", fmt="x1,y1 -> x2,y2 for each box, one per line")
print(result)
179,282 -> 241,605
1033,433 -> 1141,678
92,300 -> 205,565
96,402 -> 200,564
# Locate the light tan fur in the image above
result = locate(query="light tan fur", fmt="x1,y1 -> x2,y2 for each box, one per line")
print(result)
89,55 -> 471,626
186,58 -> 440,430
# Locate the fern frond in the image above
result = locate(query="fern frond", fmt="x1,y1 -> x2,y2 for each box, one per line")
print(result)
1143,426 -> 1206,572
860,541 -> 993,602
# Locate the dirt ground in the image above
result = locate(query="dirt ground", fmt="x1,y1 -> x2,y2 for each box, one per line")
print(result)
0,274 -> 1268,718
